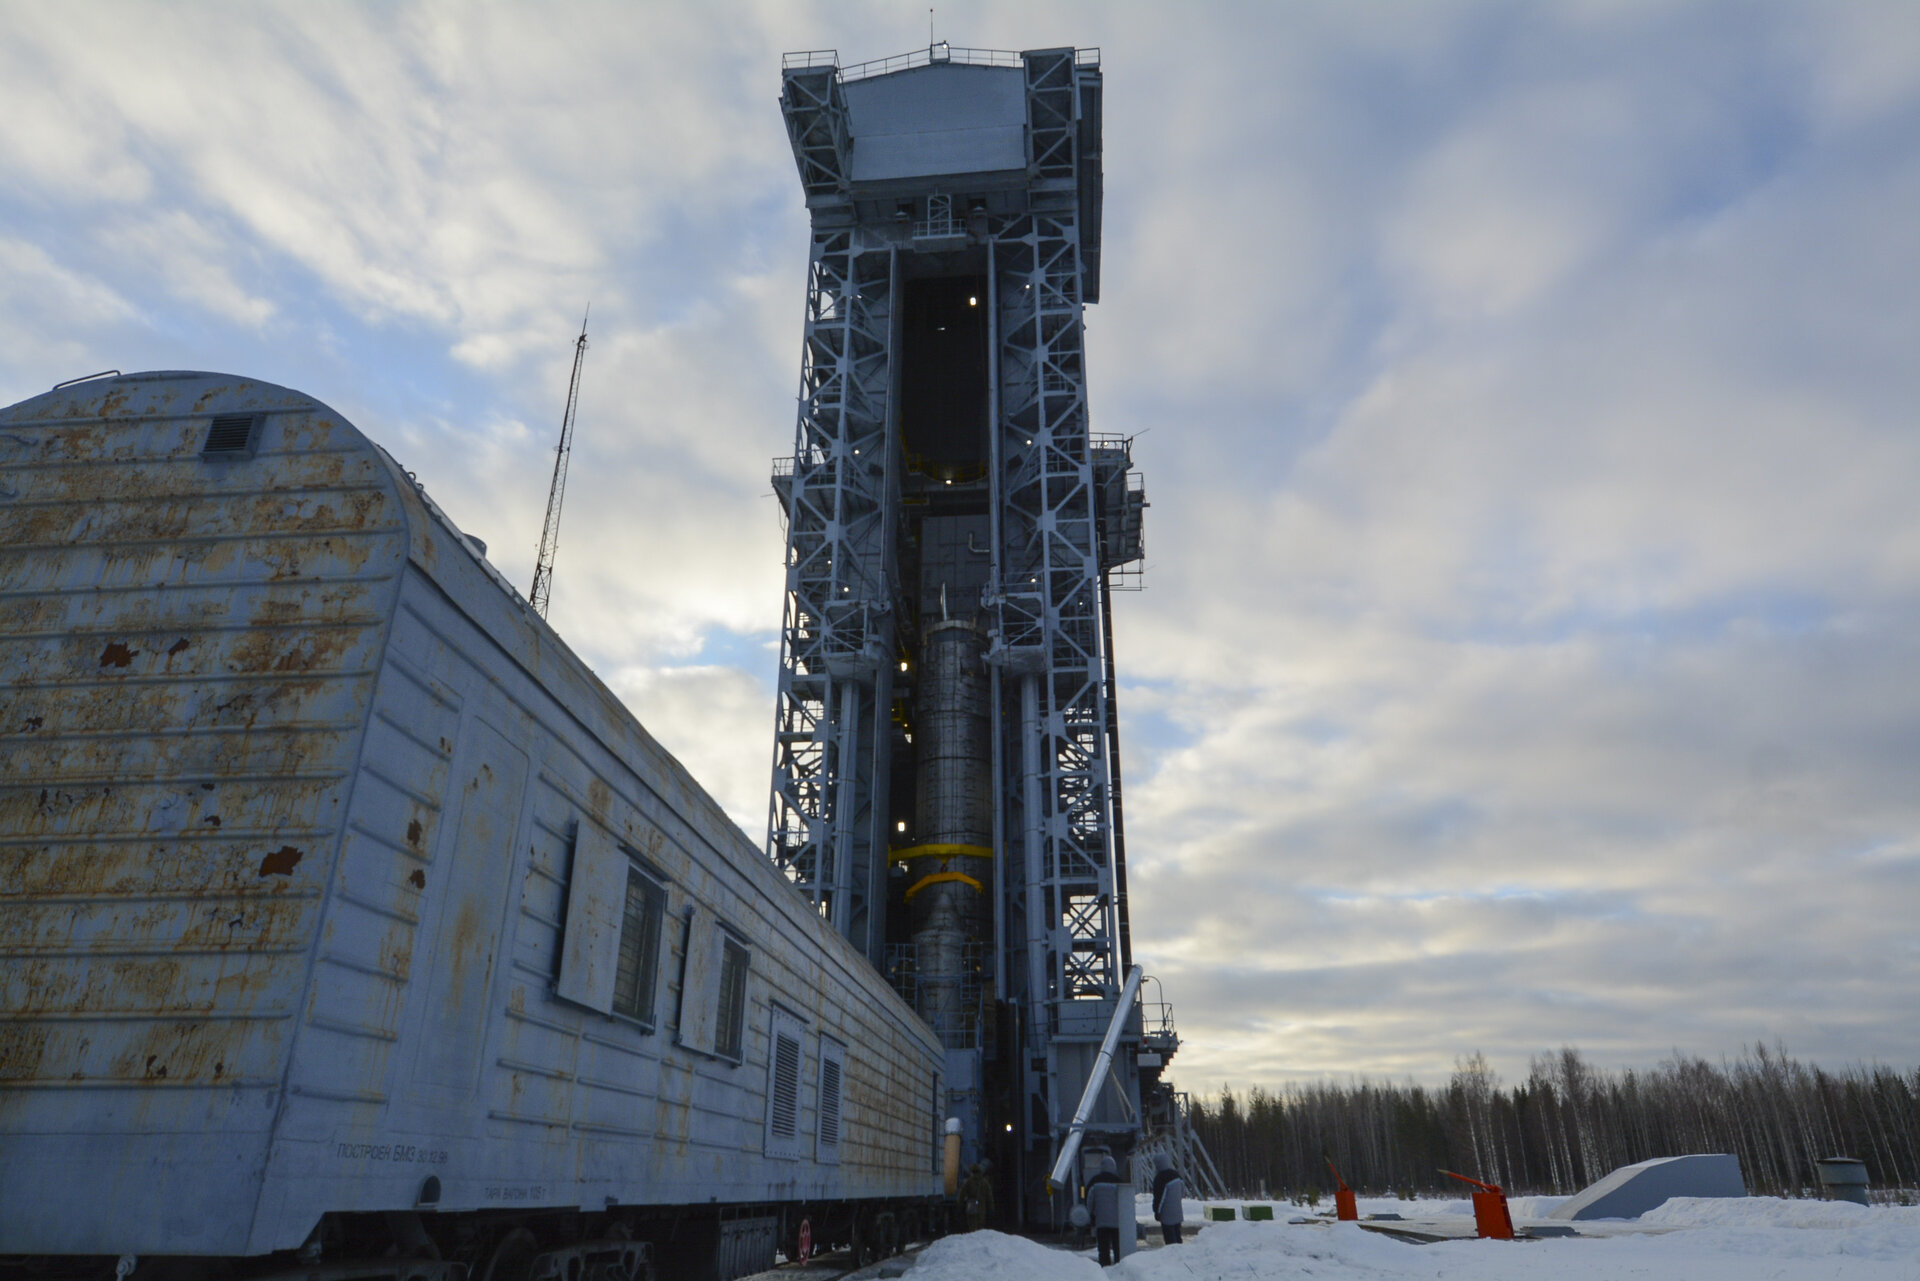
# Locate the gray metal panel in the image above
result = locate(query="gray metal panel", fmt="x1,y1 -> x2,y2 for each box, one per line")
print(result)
1547,1154 -> 1747,1220
0,373 -> 408,1254
843,65 -> 1026,183
677,902 -> 724,1055
555,823 -> 627,1013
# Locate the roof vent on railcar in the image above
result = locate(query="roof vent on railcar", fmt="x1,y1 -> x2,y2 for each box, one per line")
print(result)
201,412 -> 263,458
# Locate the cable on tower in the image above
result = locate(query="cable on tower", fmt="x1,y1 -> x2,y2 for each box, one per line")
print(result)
530,307 -> 589,618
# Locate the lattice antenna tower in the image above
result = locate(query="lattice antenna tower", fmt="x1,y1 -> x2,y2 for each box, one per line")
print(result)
530,307 -> 589,618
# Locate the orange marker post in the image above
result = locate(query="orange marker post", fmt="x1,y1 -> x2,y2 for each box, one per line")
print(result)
1440,1169 -> 1515,1240
1325,1159 -> 1359,1222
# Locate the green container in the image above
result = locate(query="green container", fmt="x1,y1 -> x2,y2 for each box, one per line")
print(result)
1207,1206 -> 1237,1221
1244,1205 -> 1274,1221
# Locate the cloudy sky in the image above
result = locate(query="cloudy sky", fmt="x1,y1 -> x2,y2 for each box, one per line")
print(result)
6,0 -> 1918,1093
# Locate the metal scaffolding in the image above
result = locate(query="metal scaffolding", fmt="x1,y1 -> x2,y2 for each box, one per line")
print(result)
767,229 -> 897,968
769,42 -> 1164,1226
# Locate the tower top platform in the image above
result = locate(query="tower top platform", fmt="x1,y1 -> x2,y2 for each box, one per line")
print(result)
779,43 -> 1103,297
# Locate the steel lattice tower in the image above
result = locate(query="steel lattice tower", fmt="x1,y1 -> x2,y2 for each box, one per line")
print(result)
769,43 -> 1163,1226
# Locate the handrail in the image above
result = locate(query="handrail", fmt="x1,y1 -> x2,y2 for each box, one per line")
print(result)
782,49 -> 839,71
52,370 -> 122,390
841,43 -> 1023,82
783,44 -> 1101,85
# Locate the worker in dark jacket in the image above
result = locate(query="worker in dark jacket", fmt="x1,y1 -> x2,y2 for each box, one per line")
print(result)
1086,1155 -> 1123,1265
1151,1153 -> 1186,1245
960,1161 -> 995,1231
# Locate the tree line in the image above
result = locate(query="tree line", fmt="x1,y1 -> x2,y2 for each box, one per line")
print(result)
1187,1045 -> 1920,1199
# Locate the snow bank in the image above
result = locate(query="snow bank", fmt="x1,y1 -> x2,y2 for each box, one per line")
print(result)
1110,1221 -> 1423,1279
910,1199 -> 1920,1281
1116,1214 -> 1920,1278
909,1230 -> 1103,1281
1639,1194 -> 1887,1229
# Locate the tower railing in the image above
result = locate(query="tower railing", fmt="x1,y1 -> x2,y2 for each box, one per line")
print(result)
784,45 -> 1096,84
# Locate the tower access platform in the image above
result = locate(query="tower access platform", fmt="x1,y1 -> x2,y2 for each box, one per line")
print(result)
765,42 -> 1174,1226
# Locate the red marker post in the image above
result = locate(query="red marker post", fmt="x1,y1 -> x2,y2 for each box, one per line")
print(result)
1325,1159 -> 1359,1222
1440,1170 -> 1515,1240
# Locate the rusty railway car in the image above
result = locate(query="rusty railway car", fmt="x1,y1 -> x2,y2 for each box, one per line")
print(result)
0,372 -> 945,1281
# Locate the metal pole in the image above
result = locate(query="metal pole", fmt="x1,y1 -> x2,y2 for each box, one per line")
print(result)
987,237 -> 1006,1002
1045,963 -> 1143,1193
1100,567 -> 1131,973
1020,674 -> 1048,1029
831,679 -> 861,932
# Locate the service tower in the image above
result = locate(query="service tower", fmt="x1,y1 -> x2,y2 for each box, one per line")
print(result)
767,44 -> 1167,1225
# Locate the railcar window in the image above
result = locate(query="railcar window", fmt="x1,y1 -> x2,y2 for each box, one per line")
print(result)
555,826 -> 670,1021
715,938 -> 749,1062
611,867 -> 666,1025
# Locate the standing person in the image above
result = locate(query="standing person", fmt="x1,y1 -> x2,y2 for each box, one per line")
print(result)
1086,1155 -> 1123,1266
960,1161 -> 995,1231
1151,1153 -> 1187,1245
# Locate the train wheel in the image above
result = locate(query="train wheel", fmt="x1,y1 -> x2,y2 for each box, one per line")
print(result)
479,1228 -> 538,1281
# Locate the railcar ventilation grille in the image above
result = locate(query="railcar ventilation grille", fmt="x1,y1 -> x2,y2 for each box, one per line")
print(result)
202,413 -> 262,458
766,1009 -> 806,1159
770,1031 -> 801,1138
818,1056 -> 842,1147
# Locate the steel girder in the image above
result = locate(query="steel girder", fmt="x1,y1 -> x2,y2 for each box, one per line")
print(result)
768,230 -> 897,966
991,210 -> 1117,1013
779,66 -> 851,199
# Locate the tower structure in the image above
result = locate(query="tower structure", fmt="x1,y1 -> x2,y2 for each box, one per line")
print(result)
768,43 -> 1163,1225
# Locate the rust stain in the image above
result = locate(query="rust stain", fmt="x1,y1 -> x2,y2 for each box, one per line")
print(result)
225,624 -> 359,677
97,1018 -> 274,1088
0,1025 -> 51,1082
377,920 -> 414,984
445,898 -> 483,997
406,818 -> 423,847
407,868 -> 426,889
257,845 -> 303,877
98,642 -> 137,668
166,638 -> 190,656
21,715 -> 40,730
204,814 -> 220,827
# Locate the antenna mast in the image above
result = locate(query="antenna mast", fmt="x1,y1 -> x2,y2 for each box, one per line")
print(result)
530,307 -> 588,618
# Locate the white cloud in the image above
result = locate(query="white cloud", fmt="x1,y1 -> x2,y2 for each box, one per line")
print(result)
605,663 -> 776,835
5,0 -> 1920,1092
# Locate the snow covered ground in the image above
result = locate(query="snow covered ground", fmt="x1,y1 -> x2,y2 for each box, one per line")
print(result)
900,1197 -> 1920,1281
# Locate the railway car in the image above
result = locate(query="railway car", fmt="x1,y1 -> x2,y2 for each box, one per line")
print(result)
0,372 -> 946,1281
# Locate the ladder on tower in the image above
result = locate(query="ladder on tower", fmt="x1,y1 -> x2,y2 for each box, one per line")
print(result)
530,309 -> 589,618
1132,1091 -> 1229,1200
